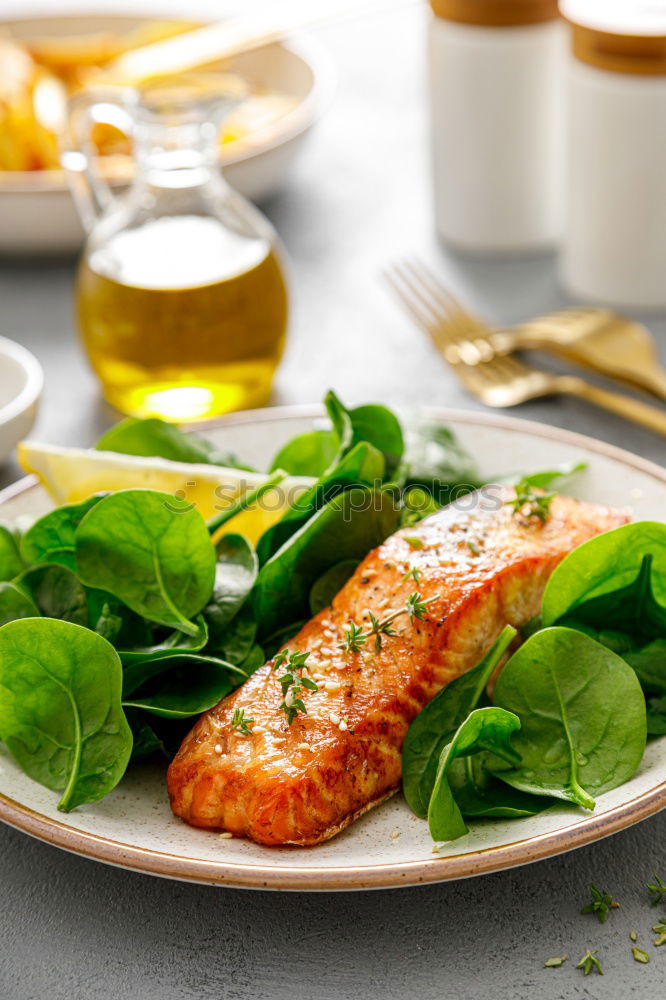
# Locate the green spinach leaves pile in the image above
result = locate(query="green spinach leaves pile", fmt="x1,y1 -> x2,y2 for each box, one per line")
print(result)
403,521 -> 666,843
0,391 -> 489,811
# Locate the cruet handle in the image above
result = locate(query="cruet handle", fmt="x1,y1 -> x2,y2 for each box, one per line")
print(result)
60,89 -> 135,233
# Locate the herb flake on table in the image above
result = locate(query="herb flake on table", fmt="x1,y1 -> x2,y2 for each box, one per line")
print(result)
581,883 -> 619,923
653,918 -> 666,947
647,874 -> 666,906
632,947 -> 650,964
576,950 -> 603,976
543,955 -> 568,968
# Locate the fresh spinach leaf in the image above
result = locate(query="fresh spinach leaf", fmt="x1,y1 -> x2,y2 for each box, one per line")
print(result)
257,442 -> 385,564
492,627 -> 647,809
499,461 -> 587,491
19,563 -> 89,625
267,390 -> 403,481
261,620 -> 307,659
96,417 -> 251,470
203,534 -> 258,643
118,615 -> 208,665
252,488 -> 401,638
323,390 -> 403,478
86,592 -> 153,649
20,495 -> 105,570
541,522 -> 666,637
270,430 -> 338,477
561,554 -> 666,644
646,695 -> 666,736
555,621 -> 666,703
238,643 -> 265,676
90,600 -> 124,643
123,650 -> 246,694
209,604 -> 257,665
122,654 -> 234,718
624,640 -> 666,695
0,618 -> 132,811
447,755 -> 551,819
269,390 -> 354,478
565,623 -> 634,657
75,490 -> 216,637
18,563 -> 142,641
0,582 -> 40,625
324,389 -> 353,464
520,614 -> 543,641
347,402 -> 403,480
402,625 -> 517,817
428,707 -> 522,842
124,708 -> 166,762
0,524 -> 25,581
309,560 -> 359,615
399,486 -> 441,527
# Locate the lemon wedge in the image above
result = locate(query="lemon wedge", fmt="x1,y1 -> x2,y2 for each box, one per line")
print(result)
17,442 -> 313,544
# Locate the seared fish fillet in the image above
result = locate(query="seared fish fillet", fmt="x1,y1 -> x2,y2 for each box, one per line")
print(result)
168,489 -> 627,845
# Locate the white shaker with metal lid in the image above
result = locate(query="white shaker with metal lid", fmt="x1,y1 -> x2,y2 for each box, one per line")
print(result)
428,0 -> 565,255
560,1 -> 666,309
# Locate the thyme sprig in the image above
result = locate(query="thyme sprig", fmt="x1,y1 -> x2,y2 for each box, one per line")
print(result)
230,708 -> 254,736
581,883 -> 620,924
272,649 -> 319,725
339,591 -> 440,654
576,950 -> 603,976
506,478 -> 555,523
647,873 -> 666,906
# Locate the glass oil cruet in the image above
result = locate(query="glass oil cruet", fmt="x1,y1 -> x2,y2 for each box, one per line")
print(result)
61,79 -> 289,422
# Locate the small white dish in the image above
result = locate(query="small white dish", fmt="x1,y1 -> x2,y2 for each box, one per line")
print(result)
0,14 -> 336,254
0,338 -> 43,465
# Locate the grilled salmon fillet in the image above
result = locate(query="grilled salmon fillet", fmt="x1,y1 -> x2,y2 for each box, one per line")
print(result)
167,488 -> 627,845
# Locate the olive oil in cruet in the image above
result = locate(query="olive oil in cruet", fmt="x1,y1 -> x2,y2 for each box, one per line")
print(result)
63,82 -> 288,421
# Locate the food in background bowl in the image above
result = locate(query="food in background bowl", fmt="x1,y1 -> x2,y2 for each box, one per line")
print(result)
0,16 -> 332,252
0,19 -> 299,173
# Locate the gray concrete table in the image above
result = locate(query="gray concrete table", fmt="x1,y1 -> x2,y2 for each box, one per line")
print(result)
0,6 -> 665,1000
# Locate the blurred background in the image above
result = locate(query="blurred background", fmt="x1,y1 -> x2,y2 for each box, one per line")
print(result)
0,0 -> 664,483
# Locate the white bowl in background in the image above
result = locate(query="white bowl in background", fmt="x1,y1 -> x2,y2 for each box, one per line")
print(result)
0,15 -> 336,254
0,338 -> 43,463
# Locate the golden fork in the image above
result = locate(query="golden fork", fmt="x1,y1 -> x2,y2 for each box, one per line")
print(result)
385,260 -> 666,436
443,304 -> 666,402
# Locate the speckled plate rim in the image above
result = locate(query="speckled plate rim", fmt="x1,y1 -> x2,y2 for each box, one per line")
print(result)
0,405 -> 664,891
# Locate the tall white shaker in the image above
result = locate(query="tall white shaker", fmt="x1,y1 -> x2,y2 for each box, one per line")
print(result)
560,1 -> 666,309
428,0 -> 565,255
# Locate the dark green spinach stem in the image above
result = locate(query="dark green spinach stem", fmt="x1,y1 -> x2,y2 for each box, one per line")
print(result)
206,470 -> 288,535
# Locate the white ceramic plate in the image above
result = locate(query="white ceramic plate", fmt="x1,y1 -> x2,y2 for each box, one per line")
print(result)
0,15 -> 335,254
0,406 -> 664,890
